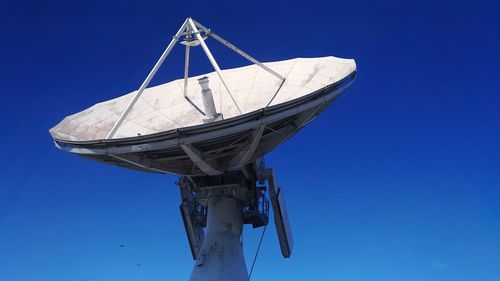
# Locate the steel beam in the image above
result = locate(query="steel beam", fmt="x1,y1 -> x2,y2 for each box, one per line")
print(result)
229,124 -> 265,168
106,19 -> 189,139
181,143 -> 223,175
108,154 -> 173,174
192,19 -> 285,81
184,44 -> 190,98
187,19 -> 242,114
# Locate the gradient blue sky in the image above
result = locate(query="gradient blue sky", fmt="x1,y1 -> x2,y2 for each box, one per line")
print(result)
1,0 -> 499,280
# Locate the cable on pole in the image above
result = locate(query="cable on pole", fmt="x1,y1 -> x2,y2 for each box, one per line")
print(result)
248,223 -> 268,280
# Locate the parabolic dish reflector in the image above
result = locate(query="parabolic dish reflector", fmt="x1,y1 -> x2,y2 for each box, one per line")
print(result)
50,56 -> 356,176
49,19 -> 358,281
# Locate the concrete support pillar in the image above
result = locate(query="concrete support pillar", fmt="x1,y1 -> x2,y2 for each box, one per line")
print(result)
189,197 -> 248,281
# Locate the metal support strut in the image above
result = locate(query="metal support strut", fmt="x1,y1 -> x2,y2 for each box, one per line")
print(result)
106,20 -> 188,139
106,17 -> 285,141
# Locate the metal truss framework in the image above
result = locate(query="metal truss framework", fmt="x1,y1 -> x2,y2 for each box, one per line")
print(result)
106,17 -> 286,140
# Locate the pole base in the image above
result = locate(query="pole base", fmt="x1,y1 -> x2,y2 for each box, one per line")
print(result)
189,197 -> 248,281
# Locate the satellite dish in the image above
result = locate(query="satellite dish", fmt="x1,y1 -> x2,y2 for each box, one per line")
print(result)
50,18 -> 356,281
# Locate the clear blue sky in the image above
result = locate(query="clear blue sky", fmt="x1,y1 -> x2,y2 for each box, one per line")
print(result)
1,0 -> 499,280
